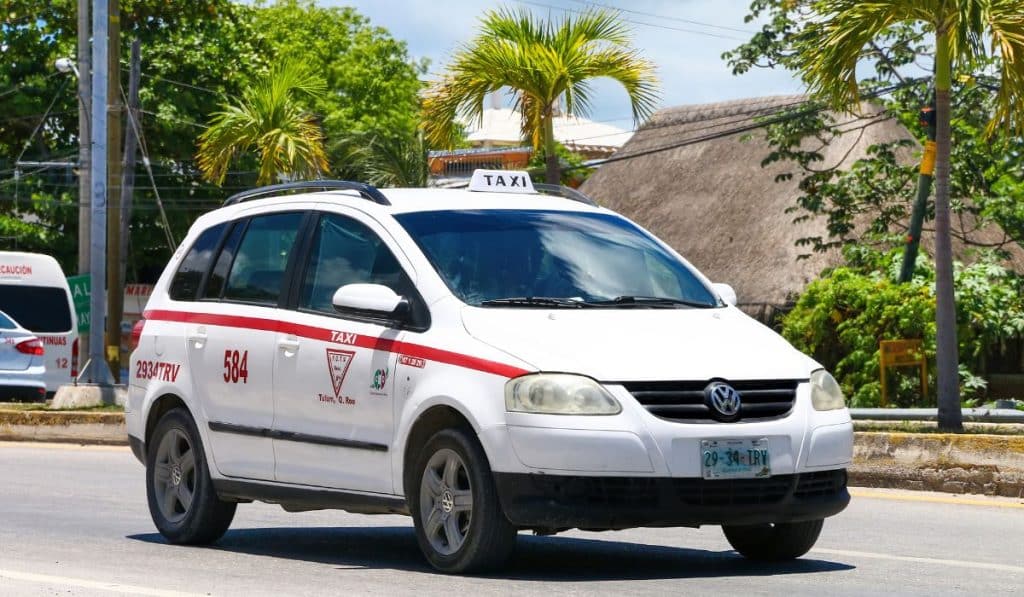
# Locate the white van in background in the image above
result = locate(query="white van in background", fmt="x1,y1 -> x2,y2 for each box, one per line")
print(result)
0,252 -> 78,393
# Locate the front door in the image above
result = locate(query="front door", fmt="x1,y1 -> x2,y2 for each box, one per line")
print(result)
273,211 -> 418,494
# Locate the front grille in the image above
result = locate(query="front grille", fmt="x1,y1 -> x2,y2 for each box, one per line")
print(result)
675,470 -> 847,507
795,469 -> 848,498
621,379 -> 801,423
675,475 -> 794,506
529,475 -> 660,508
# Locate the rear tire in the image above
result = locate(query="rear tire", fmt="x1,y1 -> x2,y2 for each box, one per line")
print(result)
722,519 -> 824,561
146,408 -> 235,544
409,428 -> 517,573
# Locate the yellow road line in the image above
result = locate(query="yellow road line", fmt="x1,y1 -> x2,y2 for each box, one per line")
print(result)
850,487 -> 1024,509
0,440 -> 127,451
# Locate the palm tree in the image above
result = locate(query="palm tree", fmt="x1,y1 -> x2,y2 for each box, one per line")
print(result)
422,6 -> 658,184
797,0 -> 1024,431
197,60 -> 329,186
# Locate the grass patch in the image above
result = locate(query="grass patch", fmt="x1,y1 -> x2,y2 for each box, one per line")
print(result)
854,420 -> 1024,435
0,401 -> 124,412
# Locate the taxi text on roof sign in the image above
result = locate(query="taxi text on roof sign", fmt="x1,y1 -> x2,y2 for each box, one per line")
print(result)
468,169 -> 536,194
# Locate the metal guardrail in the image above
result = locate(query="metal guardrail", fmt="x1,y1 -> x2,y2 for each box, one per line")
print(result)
850,408 -> 1024,424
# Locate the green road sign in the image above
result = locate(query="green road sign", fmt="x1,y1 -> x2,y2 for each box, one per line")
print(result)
67,274 -> 90,334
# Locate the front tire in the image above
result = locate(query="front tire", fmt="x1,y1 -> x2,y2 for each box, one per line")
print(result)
146,408 -> 236,544
722,519 -> 824,561
410,428 -> 517,573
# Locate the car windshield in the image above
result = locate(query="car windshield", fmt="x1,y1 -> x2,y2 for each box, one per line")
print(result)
395,209 -> 719,308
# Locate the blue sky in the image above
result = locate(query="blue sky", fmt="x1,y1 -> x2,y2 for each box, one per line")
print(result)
327,0 -> 805,130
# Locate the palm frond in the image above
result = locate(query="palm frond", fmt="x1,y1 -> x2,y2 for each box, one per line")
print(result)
421,6 -> 659,151
197,61 -> 328,185
985,0 -> 1024,134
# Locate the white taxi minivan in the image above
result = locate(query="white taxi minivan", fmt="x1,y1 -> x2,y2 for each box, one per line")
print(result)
0,252 -> 78,393
127,171 -> 852,573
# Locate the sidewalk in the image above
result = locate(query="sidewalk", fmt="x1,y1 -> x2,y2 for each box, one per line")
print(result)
2,409 -> 1022,497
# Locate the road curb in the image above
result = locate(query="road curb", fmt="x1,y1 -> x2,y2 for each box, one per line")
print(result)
0,410 -> 127,445
2,412 -> 1022,497
850,432 -> 1024,497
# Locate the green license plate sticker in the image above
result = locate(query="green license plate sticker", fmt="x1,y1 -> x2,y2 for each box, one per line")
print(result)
700,438 -> 771,479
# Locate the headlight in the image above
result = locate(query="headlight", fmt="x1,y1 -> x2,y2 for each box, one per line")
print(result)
505,373 -> 621,415
810,370 -> 846,411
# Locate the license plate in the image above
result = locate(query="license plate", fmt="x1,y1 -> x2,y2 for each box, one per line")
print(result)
700,438 -> 771,479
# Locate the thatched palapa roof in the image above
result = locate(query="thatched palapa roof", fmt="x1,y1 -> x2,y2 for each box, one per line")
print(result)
580,96 -> 1024,315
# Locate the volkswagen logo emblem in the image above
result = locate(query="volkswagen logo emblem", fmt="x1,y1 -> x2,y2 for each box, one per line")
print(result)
705,382 -> 742,420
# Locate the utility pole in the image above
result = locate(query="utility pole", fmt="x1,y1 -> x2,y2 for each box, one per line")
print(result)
119,39 -> 141,292
105,0 -> 123,382
83,0 -> 112,385
77,0 -> 91,278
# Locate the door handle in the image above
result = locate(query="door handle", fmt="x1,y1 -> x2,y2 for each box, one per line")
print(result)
187,329 -> 207,347
278,338 -> 300,352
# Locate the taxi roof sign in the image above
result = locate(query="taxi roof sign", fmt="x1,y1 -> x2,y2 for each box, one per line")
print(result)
468,169 -> 536,194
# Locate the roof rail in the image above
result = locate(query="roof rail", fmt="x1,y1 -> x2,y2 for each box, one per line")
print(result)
533,183 -> 598,207
437,179 -> 598,207
223,180 -> 391,207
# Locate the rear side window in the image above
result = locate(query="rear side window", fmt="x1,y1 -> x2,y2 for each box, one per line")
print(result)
0,285 -> 73,333
203,222 -> 245,300
169,223 -> 227,301
223,212 -> 304,305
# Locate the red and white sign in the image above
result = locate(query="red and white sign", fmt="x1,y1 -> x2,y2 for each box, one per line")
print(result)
326,348 -> 356,397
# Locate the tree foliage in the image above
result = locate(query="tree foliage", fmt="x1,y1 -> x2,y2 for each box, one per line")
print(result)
781,247 -> 1024,407
1,0 -> 424,279
729,2 -> 1024,257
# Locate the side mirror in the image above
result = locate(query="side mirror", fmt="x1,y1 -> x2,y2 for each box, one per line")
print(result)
711,283 -> 737,307
332,284 -> 408,317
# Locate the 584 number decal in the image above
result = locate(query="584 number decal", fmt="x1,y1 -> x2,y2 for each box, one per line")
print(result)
223,349 -> 249,383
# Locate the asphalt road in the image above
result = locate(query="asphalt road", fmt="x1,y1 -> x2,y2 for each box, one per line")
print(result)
1,442 -> 1022,596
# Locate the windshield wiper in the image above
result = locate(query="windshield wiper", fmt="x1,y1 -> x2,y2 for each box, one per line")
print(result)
584,295 -> 716,309
479,297 -> 590,308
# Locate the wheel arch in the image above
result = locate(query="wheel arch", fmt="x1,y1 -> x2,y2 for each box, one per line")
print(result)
400,403 -> 476,497
144,393 -> 192,451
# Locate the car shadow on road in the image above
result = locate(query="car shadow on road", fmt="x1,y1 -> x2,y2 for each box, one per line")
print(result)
128,526 -> 854,581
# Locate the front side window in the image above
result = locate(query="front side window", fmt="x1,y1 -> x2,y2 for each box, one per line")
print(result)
299,213 -> 413,315
223,212 -> 303,305
169,223 -> 227,301
395,209 -> 719,308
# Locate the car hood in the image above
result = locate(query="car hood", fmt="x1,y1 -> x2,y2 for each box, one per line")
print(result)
461,306 -> 819,381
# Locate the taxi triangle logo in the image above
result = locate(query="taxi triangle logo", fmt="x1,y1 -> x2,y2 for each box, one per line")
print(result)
326,349 -> 356,397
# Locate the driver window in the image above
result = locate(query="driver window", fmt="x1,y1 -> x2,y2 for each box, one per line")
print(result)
300,213 -> 411,315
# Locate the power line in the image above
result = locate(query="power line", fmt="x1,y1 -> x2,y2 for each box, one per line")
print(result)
566,0 -> 757,34
515,0 -> 748,41
566,80 -> 921,171
0,72 -> 62,100
136,72 -> 224,97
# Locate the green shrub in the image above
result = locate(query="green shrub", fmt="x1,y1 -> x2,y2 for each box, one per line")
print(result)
781,248 -> 1024,407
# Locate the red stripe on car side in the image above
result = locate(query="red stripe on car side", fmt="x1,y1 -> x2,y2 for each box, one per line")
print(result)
143,309 -> 529,378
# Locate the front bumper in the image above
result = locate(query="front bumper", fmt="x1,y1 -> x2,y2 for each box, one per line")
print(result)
494,469 -> 849,530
